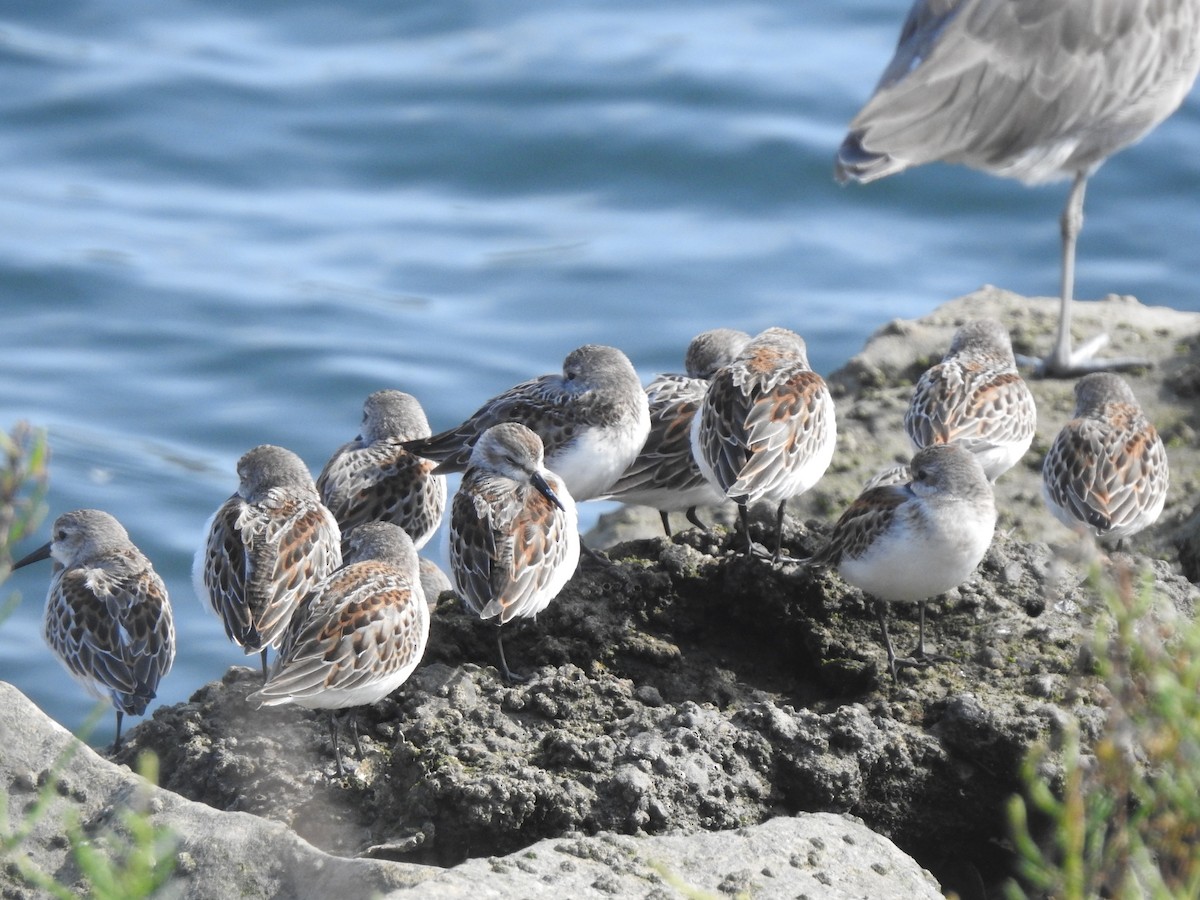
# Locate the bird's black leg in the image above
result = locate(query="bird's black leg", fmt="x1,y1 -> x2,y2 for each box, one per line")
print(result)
348,711 -> 364,760
874,598 -> 898,682
684,506 -> 706,531
497,626 -> 530,684
772,500 -> 788,563
659,510 -> 673,537
330,712 -> 346,777
898,599 -> 951,668
580,540 -> 612,568
112,710 -> 124,754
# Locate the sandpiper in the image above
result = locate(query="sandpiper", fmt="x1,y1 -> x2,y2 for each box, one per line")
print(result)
194,444 -> 342,677
250,522 -> 428,776
403,344 -> 650,503
692,327 -> 837,561
807,444 -> 996,680
602,328 -> 750,535
1041,373 -> 1168,543
444,423 -> 580,683
317,389 -> 446,552
14,509 -> 175,750
904,319 -> 1036,482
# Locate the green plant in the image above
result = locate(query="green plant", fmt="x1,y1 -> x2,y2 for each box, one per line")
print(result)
0,420 -> 49,576
1007,564 -> 1200,899
1,738 -> 178,900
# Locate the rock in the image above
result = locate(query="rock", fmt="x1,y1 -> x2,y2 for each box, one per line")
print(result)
0,681 -> 429,899
0,682 -> 938,899
16,289 -> 1200,900
113,521 -> 1197,898
406,814 -> 942,899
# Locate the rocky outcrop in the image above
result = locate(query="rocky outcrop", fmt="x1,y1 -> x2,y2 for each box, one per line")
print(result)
111,519 -> 1197,898
0,683 -> 940,899
8,290 -> 1200,900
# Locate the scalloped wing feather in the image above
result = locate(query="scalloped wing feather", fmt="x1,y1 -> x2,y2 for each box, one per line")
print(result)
810,485 -> 910,567
46,560 -> 175,715
404,375 -> 583,471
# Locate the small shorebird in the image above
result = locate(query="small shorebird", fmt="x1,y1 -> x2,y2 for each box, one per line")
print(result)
836,0 -> 1200,376
14,509 -> 175,750
1041,373 -> 1168,543
904,319 -> 1036,481
250,522 -> 429,776
807,445 -> 996,680
403,344 -> 650,503
445,423 -> 580,683
602,328 -> 751,535
317,389 -> 446,552
194,444 -> 342,677
692,327 -> 837,562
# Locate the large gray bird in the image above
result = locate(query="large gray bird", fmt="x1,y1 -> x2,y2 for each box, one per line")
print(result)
836,0 -> 1200,377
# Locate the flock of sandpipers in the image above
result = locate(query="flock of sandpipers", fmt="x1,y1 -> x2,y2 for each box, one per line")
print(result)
10,0 -> 1197,777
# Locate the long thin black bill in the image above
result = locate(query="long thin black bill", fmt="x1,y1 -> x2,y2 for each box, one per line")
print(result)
530,472 -> 565,511
13,542 -> 52,570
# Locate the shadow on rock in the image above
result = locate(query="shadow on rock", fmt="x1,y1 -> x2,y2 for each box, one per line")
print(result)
118,519 -> 1197,898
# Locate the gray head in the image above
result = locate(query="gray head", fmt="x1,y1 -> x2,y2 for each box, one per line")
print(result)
1073,373 -> 1140,416
561,344 -> 641,393
16,508 -> 134,570
470,422 -> 546,475
684,328 -> 752,379
470,423 -> 566,510
360,390 -> 431,443
236,444 -> 317,500
946,319 -> 1017,364
342,521 -> 420,573
741,327 -> 810,368
908,444 -> 991,501
418,557 -> 452,603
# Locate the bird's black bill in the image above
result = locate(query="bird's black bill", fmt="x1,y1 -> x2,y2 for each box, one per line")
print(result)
531,472 -> 565,511
12,542 -> 52,570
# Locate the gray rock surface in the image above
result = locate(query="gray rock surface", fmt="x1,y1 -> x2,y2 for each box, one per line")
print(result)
0,682 -> 938,899
0,681 -> 428,899
10,290 -> 1200,900
113,527 -> 1197,899
407,814 -> 942,898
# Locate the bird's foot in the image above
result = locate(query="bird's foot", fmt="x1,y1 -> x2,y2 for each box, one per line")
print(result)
735,538 -> 780,563
894,649 -> 952,672
499,664 -> 531,685
580,542 -> 613,568
1021,333 -> 1151,378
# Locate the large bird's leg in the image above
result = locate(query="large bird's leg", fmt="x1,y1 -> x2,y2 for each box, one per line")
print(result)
1039,171 -> 1149,377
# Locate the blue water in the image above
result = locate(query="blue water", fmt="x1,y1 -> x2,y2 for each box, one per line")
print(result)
2,0 -> 1199,745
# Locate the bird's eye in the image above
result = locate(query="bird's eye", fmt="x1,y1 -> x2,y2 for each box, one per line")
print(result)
565,370 -> 577,381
